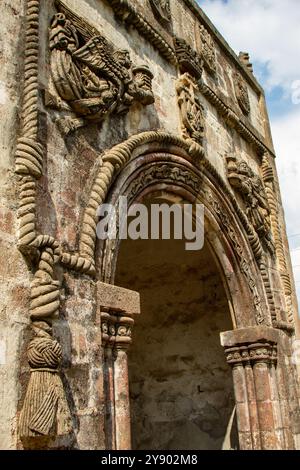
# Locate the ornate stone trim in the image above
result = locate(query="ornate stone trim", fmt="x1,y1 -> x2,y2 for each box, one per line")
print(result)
225,342 -> 277,366
262,154 -> 295,327
198,80 -> 269,157
149,0 -> 172,28
174,37 -> 203,79
101,0 -> 177,64
226,154 -> 274,255
176,73 -> 205,144
199,24 -> 217,75
49,4 -> 154,132
181,0 -> 263,94
15,1 -> 72,440
234,72 -> 251,115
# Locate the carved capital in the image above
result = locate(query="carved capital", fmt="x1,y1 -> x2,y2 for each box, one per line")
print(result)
225,342 -> 277,366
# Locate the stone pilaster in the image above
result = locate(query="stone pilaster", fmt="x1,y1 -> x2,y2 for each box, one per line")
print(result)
222,327 -> 297,450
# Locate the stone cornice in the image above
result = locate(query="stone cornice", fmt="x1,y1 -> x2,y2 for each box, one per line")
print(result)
181,0 -> 264,95
106,0 -> 177,64
199,80 -> 276,158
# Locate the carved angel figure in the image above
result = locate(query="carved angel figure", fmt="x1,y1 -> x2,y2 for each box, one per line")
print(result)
49,9 -> 154,123
227,156 -> 274,252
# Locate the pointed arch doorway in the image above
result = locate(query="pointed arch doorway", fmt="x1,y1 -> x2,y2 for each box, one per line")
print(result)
114,195 -> 238,450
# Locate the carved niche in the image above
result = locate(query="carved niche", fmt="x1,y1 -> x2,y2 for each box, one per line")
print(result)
226,155 -> 274,254
49,4 -> 154,131
174,37 -> 203,80
234,72 -> 250,115
199,25 -> 217,75
149,0 -> 172,27
176,73 -> 205,144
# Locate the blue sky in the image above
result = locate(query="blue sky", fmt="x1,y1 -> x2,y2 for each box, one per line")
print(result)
197,0 -> 300,308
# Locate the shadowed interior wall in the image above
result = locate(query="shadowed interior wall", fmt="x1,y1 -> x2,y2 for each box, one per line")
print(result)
115,228 -> 237,450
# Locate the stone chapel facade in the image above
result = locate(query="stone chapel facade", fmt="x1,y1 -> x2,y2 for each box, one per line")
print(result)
0,0 -> 300,450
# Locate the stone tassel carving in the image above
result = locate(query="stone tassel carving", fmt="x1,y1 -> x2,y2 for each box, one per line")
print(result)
15,0 -> 72,440
19,249 -> 72,438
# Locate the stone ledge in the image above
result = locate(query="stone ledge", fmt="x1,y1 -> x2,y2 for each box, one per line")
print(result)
96,282 -> 140,316
220,326 -> 284,347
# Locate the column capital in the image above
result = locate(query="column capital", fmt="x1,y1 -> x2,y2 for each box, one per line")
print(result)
221,327 -> 280,366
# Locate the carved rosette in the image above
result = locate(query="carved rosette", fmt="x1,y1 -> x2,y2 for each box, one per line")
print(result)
176,73 -> 205,144
149,0 -> 172,28
199,25 -> 217,75
49,3 -> 154,132
234,72 -> 250,115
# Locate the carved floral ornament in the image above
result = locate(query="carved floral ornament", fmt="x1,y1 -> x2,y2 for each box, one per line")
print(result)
48,2 -> 154,132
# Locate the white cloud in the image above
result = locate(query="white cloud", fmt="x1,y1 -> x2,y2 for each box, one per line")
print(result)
272,109 -> 300,303
200,0 -> 300,91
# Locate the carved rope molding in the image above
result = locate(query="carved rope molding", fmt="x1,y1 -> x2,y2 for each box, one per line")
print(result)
262,155 -> 295,328
14,1 -> 292,440
15,0 -> 72,440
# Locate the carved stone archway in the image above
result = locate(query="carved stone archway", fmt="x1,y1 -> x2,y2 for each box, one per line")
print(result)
89,134 -> 299,450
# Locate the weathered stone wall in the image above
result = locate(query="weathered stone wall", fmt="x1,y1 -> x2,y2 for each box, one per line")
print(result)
116,237 -> 237,450
0,0 -> 299,450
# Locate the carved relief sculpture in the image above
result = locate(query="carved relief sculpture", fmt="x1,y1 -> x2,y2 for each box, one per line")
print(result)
234,72 -> 251,115
176,73 -> 205,144
149,0 -> 172,28
174,37 -> 203,80
226,155 -> 274,254
49,4 -> 154,131
199,25 -> 217,75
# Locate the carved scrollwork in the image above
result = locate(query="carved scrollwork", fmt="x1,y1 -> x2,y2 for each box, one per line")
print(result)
199,25 -> 217,75
176,73 -> 205,144
127,163 -> 201,203
206,190 -> 266,325
234,72 -> 250,115
49,6 -> 154,129
226,155 -> 274,255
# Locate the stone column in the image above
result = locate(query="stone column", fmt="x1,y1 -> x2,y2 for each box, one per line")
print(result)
114,315 -> 134,450
97,282 -> 140,450
221,326 -> 296,450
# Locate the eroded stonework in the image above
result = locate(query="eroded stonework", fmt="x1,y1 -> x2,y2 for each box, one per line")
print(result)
0,0 -> 299,451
